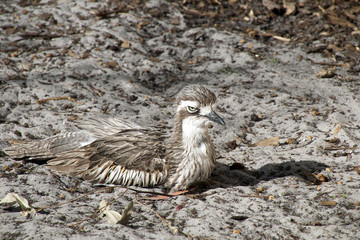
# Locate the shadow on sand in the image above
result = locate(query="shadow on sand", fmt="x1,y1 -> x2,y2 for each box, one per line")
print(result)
198,160 -> 329,191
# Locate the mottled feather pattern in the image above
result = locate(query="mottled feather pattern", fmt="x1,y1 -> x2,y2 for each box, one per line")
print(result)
4,85 -> 223,192
47,129 -> 169,186
176,85 -> 216,106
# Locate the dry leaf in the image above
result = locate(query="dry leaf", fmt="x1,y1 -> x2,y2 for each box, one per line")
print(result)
333,125 -> 341,135
121,40 -> 131,48
98,199 -> 110,218
316,174 -> 327,182
118,201 -> 133,225
1,193 -> 32,212
104,61 -> 118,69
354,165 -> 360,175
326,13 -> 357,30
105,210 -> 122,224
170,226 -> 179,235
319,201 -> 337,206
283,0 -> 296,16
268,195 -> 276,200
249,136 -> 279,147
262,0 -> 280,11
99,200 -> 133,225
68,50 -> 78,58
316,68 -> 335,78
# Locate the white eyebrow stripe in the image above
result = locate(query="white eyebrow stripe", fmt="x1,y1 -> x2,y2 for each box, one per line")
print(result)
178,100 -> 199,112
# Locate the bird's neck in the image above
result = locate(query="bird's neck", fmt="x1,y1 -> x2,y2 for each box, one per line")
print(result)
166,115 -> 216,192
170,115 -> 210,147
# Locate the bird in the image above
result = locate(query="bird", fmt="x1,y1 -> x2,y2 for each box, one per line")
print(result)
4,85 -> 225,193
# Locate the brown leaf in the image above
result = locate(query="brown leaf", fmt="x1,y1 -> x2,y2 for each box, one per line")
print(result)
262,0 -> 281,11
68,50 -> 78,58
326,13 -> 357,30
104,61 -> 119,69
283,0 -> 296,16
316,68 -> 335,78
343,10 -> 360,22
354,165 -> 360,175
316,174 -> 328,182
249,137 -> 279,147
319,201 -> 337,207
333,125 -> 341,135
121,40 -> 131,48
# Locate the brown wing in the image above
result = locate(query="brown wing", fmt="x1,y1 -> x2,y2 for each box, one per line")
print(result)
46,129 -> 169,187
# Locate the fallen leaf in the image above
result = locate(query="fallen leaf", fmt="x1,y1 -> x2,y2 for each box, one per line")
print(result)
286,138 -> 295,144
249,136 -> 279,147
319,201 -> 337,206
316,68 -> 335,78
118,201 -> 133,225
354,165 -> 360,175
268,195 -> 276,200
283,0 -> 296,16
333,125 -> 341,135
68,50 -> 78,58
262,0 -> 281,11
326,12 -> 357,30
1,193 -> 32,212
170,226 -> 178,235
316,174 -> 327,182
104,61 -> 118,69
121,40 -> 131,48
98,199 -> 110,218
105,210 -> 122,224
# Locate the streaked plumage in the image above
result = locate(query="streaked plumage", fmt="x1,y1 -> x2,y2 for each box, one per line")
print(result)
4,85 -> 225,192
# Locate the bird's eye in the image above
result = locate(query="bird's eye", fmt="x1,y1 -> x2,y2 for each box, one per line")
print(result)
186,106 -> 198,113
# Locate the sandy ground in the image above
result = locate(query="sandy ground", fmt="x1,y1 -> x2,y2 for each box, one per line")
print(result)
1,1 -> 360,239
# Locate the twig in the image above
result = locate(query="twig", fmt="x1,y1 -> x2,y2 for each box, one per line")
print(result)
20,32 -> 63,39
35,187 -> 112,212
237,194 -> 272,199
308,59 -> 347,67
94,185 -> 175,198
36,96 -> 83,104
134,196 -> 192,238
68,189 -> 128,228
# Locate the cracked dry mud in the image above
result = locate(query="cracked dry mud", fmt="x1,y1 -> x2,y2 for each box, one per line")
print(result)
1,1 -> 359,239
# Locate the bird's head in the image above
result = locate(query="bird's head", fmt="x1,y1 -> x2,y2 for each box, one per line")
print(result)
175,85 -> 225,129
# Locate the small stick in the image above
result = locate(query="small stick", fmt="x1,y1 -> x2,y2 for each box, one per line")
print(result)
35,187 -> 112,212
68,189 -> 128,228
36,96 -> 83,104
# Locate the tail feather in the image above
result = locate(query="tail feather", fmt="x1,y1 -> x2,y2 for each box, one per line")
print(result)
4,130 -> 95,160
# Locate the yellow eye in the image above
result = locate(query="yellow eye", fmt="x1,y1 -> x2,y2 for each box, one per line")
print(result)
187,106 -> 198,113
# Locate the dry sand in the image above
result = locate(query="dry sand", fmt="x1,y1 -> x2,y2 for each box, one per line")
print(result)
1,1 -> 359,239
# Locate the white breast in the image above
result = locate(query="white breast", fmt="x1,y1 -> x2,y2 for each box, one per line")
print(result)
167,116 -> 216,191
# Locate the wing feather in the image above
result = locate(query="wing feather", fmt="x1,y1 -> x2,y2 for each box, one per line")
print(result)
46,129 -> 169,187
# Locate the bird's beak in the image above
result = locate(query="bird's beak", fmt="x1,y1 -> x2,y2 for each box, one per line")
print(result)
205,110 -> 225,126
